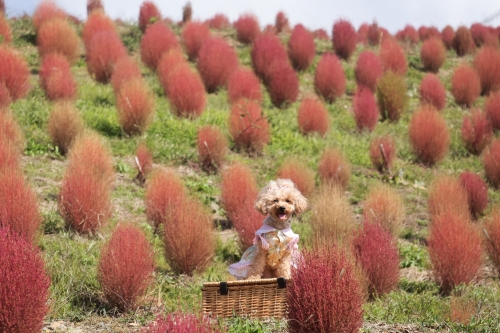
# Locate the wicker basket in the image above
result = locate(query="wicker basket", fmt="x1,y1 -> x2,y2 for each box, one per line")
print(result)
201,278 -> 287,318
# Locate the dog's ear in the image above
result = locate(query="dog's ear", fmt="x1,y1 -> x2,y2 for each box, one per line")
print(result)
254,196 -> 269,215
293,192 -> 308,215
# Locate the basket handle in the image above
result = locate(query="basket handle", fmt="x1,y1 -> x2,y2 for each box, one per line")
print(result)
219,282 -> 228,295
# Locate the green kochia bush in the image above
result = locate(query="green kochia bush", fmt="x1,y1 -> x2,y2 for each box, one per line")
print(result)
376,71 -> 408,122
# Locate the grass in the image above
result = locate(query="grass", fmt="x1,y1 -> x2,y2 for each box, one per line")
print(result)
4,14 -> 500,332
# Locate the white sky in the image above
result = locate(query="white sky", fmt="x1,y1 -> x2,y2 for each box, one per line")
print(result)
5,0 -> 500,34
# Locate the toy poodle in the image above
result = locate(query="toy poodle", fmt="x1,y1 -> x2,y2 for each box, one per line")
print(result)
229,178 -> 308,280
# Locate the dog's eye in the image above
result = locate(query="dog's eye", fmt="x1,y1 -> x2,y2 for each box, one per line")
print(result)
273,199 -> 279,203
286,199 -> 291,203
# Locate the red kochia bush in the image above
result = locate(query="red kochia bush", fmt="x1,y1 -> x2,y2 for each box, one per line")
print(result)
229,99 -> 270,153
157,49 -> 188,93
355,51 -> 383,92
275,11 -> 289,33
453,26 -> 475,57
197,37 -> 239,93
461,108 -> 492,155
234,14 -> 260,45
251,33 -> 288,82
98,224 -> 155,312
287,244 -> 363,333
395,25 -> 419,44
288,24 -> 315,71
420,37 -> 446,73
419,73 -> 446,111
314,52 -> 346,103
484,209 -> 500,276
441,25 -> 455,49
267,63 -> 299,108
313,28 -> 329,40
110,56 -> 142,94
39,53 -> 77,101
87,0 -> 104,15
483,139 -> 500,188
332,19 -> 357,61
197,125 -> 228,170
353,87 -> 379,132
0,46 -> 30,101
135,143 -> 153,182
37,18 -> 80,64
86,31 -> 127,83
473,47 -> 500,96
0,14 -> 12,43
140,22 -> 180,71
0,170 -> 41,243
116,78 -> 155,136
48,102 -> 84,155
428,175 -> 471,220
0,81 -> 10,109
451,64 -> 481,107
485,91 -> 500,130
367,22 -> 382,45
297,96 -> 330,137
379,39 -> 407,75
144,169 -> 187,232
207,13 -> 230,30
166,64 -> 206,118
0,229 -> 50,333
409,105 -> 449,166
376,71 -> 408,122
82,10 -> 117,50
139,1 -> 162,32
277,158 -> 316,197
0,110 -> 24,152
370,135 -> 396,172
428,212 -> 483,294
142,312 -> 216,333
459,171 -> 488,219
318,147 -> 351,190
353,222 -> 399,297
0,137 -> 20,172
181,21 -> 210,61
32,0 -> 66,30
227,66 -> 262,105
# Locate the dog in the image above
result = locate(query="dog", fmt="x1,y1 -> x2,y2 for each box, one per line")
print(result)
229,179 -> 308,280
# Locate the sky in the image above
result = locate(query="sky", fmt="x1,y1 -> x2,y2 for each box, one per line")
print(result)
4,0 -> 500,34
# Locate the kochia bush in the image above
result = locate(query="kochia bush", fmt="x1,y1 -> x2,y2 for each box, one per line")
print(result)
376,71 -> 408,122
229,99 -> 270,153
297,96 -> 330,137
142,312 -> 216,333
266,63 -> 299,108
379,39 -> 407,75
181,21 -> 210,61
420,37 -> 446,73
207,13 -> 230,30
138,0 -> 162,32
370,135 -> 396,173
484,209 -> 500,277
135,143 -> 153,182
165,64 -> 206,118
275,11 -> 289,33
197,125 -> 228,171
363,184 -> 405,237
234,13 -> 260,45
48,102 -> 84,155
483,139 -> 500,188
318,147 -> 351,191
352,87 -> 379,132
98,224 -> 155,311
314,52 -> 346,103
332,19 -> 357,60
110,56 -> 142,94
277,158 -> 316,198
427,175 -> 470,220
354,51 -> 383,92
473,46 -> 500,96
453,26 -> 475,57
82,10 -> 117,51
32,0 -> 66,30
451,64 -> 481,107
288,24 -> 315,71
86,31 -> 127,83
116,78 -> 155,136
157,49 -> 188,93
37,18 -> 79,64
0,110 -> 24,152
419,73 -> 446,111
441,25 -> 455,50
485,91 -> 500,130
395,25 -> 419,45
0,46 -> 30,101
459,171 -> 488,219
140,22 -> 180,71
0,14 -> 12,43
250,33 -> 288,82
227,66 -> 262,105
461,108 -> 492,155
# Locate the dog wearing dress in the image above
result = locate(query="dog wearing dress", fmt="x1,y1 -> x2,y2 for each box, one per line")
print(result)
229,179 -> 308,280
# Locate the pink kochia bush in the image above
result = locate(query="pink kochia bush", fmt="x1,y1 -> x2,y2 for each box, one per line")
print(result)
453,26 -> 475,57
354,51 -> 383,92
288,24 -> 315,71
251,33 -> 288,82
207,13 -> 230,30
98,224 -> 155,312
227,66 -> 262,105
332,19 -> 357,61
297,96 -> 330,137
166,64 -> 206,118
483,139 -> 500,188
484,209 -> 500,276
428,212 -> 483,294
473,46 -> 500,96
229,99 -> 270,153
197,125 -> 228,170
353,222 -> 400,297
275,11 -> 289,33
32,0 -> 67,30
287,244 -> 363,333
82,10 -> 117,51
419,73 -> 446,111
181,21 -> 210,61
461,108 -> 492,155
197,37 -> 239,93
234,13 -> 260,45
140,22 -> 180,71
451,64 -> 481,107
409,105 -> 449,166
138,0 -> 162,32
420,37 -> 446,73
379,39 -> 407,75
39,53 -> 77,101
141,312 -> 216,333
135,143 -> 153,182
485,91 -> 500,131
314,52 -> 346,103
116,78 -> 155,136
36,18 -> 80,64
441,25 -> 455,50
157,49 -> 188,93
110,56 -> 142,94
267,63 -> 299,108
277,158 -> 316,198
86,31 -> 127,83
0,229 -> 50,333
459,171 -> 488,219
318,147 -> 351,191
352,87 -> 379,132
0,46 -> 31,101
370,135 -> 396,172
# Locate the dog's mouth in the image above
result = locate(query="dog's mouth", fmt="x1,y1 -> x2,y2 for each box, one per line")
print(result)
278,213 -> 288,220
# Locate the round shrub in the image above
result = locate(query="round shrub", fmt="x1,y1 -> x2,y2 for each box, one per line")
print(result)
181,21 -> 210,61
135,143 -> 153,182
110,56 -> 142,94
0,46 -> 30,101
288,24 -> 315,71
0,81 -> 10,109
459,171 -> 488,219
473,46 -> 500,96
0,229 -> 50,333
98,224 -> 155,311
138,0 -> 162,32
277,158 -> 316,197
453,26 -> 475,57
229,99 -> 270,153
234,13 -> 260,44
370,135 -> 396,173
363,184 -> 405,237
297,96 -> 330,137
227,66 -> 262,105
37,18 -> 79,64
116,78 -> 155,136
207,13 -> 230,30
267,63 -> 299,108
287,244 -> 363,333
32,0 -> 66,30
376,71 -> 408,122
461,108 -> 492,155
86,31 -> 127,83
142,312 -> 216,333
314,52 -> 346,103
332,19 -> 357,61
419,73 -> 446,111
313,28 -> 329,41
441,25 -> 455,50
0,110 -> 24,152
318,147 -> 350,190
484,209 -> 500,277
395,25 -> 419,44
471,23 -> 498,48
157,49 -> 188,93
0,13 -> 12,44
166,64 -> 206,118
354,51 -> 383,92
352,87 -> 379,132
451,64 -> 481,107
82,10 -> 117,51
140,22 -> 180,71
367,22 -> 382,45
275,11 -> 289,33
428,175 -> 470,220
39,53 -> 77,101
379,39 -> 407,75
87,0 -> 104,15
420,37 -> 446,73
485,91 -> 500,130
0,138 -> 19,172
483,139 -> 500,188
409,105 -> 449,166
197,37 -> 239,93
48,102 -> 84,155
197,125 -> 228,171
251,32 -> 288,82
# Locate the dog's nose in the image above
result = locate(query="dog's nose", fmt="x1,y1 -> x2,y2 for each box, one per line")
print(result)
279,206 -> 286,211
